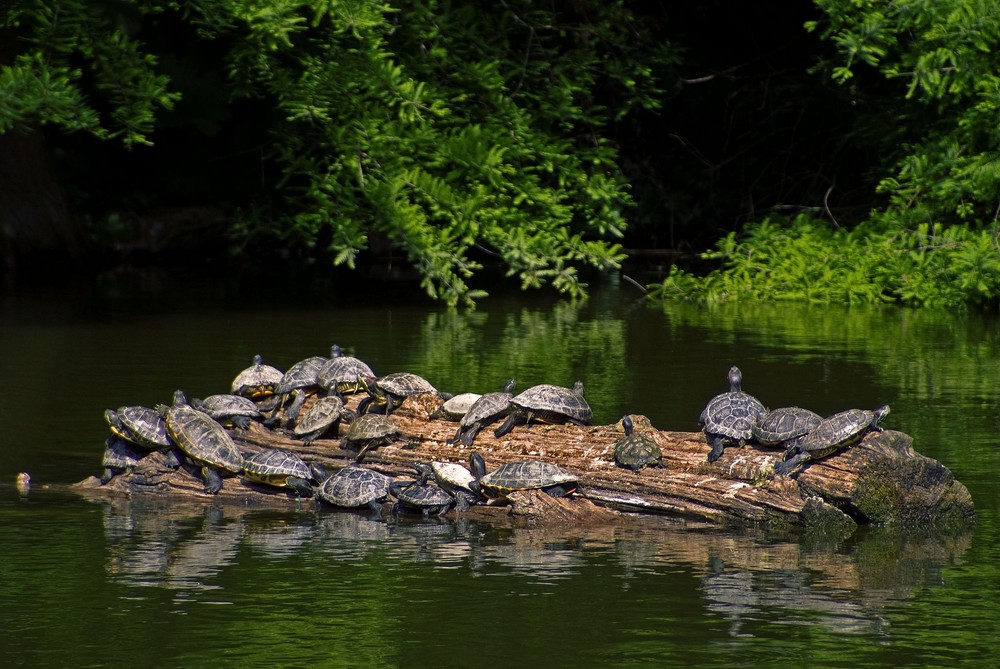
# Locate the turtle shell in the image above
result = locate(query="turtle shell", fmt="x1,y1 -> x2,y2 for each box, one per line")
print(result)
101,435 -> 147,483
431,461 -> 477,495
242,448 -> 313,484
774,405 -> 889,476
340,414 -> 400,459
613,416 -> 663,471
479,460 -> 579,498
195,394 -> 261,422
434,393 -> 483,421
293,395 -> 345,443
752,407 -> 822,446
390,479 -> 454,515
164,404 -> 245,475
317,466 -> 391,509
450,379 -> 516,446
317,348 -> 376,396
231,354 -> 284,398
107,405 -> 171,450
377,372 -> 437,399
699,366 -> 767,442
512,383 -> 592,424
274,356 -> 327,395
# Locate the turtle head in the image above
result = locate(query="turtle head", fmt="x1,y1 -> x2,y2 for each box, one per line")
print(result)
572,380 -> 585,397
412,461 -> 434,484
873,404 -> 891,426
620,415 -> 634,435
503,378 -> 517,394
331,344 -> 343,358
252,353 -> 264,366
469,451 -> 487,480
172,389 -> 188,406
727,366 -> 742,391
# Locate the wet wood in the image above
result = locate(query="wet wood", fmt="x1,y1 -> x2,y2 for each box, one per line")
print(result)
72,394 -> 976,528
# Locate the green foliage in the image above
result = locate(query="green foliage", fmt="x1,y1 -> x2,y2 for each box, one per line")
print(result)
647,215 -> 1000,308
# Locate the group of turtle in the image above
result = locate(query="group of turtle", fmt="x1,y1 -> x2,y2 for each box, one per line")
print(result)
698,366 -> 891,475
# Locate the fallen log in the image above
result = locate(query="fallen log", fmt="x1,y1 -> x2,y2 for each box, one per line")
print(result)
72,394 -> 976,529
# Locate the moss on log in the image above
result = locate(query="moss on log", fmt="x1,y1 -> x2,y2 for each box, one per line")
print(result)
73,394 -> 975,529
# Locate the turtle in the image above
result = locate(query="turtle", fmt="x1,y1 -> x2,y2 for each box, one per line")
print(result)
230,354 -> 284,399
492,380 -> 591,438
104,405 -> 172,451
449,378 -> 516,447
752,406 -> 823,456
316,345 -> 376,398
241,448 -> 327,497
430,460 -> 486,511
316,465 -> 392,515
192,394 -> 261,429
160,390 -> 245,494
699,366 -> 768,463
293,395 -> 349,444
468,451 -> 579,499
100,435 -> 148,484
431,393 -> 483,421
269,350 -> 331,425
613,415 -> 664,472
389,464 -> 455,517
774,405 -> 890,476
339,413 -> 401,461
357,372 -> 439,415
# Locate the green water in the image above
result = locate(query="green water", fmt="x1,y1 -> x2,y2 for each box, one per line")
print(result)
1,272 -> 997,667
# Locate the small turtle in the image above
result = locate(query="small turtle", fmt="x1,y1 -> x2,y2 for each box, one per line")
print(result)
270,350 -> 332,424
105,405 -> 172,451
316,345 -> 376,397
469,451 -> 579,499
430,460 -> 485,511
193,394 -> 261,429
752,406 -> 823,455
431,393 -> 483,421
775,405 -> 890,476
493,380 -> 591,438
390,464 -> 455,517
339,413 -> 401,461
450,379 -> 516,447
100,435 -> 147,484
613,415 -> 664,472
241,448 -> 327,497
160,390 -> 245,494
230,354 -> 284,398
699,366 -> 768,463
316,465 -> 392,515
293,395 -> 349,444
357,372 -> 439,415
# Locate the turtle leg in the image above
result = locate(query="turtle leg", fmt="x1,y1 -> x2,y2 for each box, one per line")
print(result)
100,468 -> 116,484
162,449 -> 182,469
357,396 -> 373,415
449,424 -> 465,446
202,467 -> 224,495
287,476 -> 314,498
706,435 -> 727,463
284,390 -> 308,425
309,462 -> 329,484
231,415 -> 252,430
460,423 -> 482,448
493,412 -> 521,438
773,453 -> 808,476
367,500 -> 384,517
454,491 -> 473,512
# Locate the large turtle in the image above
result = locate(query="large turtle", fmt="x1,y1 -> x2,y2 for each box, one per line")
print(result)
293,395 -> 349,444
752,406 -> 822,456
449,378 -> 516,447
357,372 -> 439,415
160,390 -> 245,494
105,405 -> 172,452
316,465 -> 392,515
774,405 -> 890,476
269,349 -> 332,425
492,381 -> 591,438
430,460 -> 485,511
241,448 -> 326,497
469,451 -> 579,499
699,366 -> 767,463
192,394 -> 261,429
613,415 -> 663,472
339,413 -> 401,461
100,435 -> 148,484
316,345 -> 376,398
389,464 -> 455,517
230,354 -> 284,399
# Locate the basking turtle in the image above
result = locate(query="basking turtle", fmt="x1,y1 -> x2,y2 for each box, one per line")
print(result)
774,405 -> 890,476
105,405 -> 172,451
316,345 -> 376,398
339,413 -> 401,461
430,460 -> 485,511
100,435 -> 147,484
450,378 -> 516,447
613,415 -> 664,472
241,448 -> 326,497
431,393 -> 483,421
192,394 -> 261,429
469,451 -> 579,499
390,464 -> 455,517
270,350 -> 331,425
752,406 -> 822,455
293,395 -> 348,444
699,366 -> 767,463
316,465 -> 392,515
357,372 -> 439,415
492,381 -> 591,438
230,354 -> 284,399
160,390 -> 245,494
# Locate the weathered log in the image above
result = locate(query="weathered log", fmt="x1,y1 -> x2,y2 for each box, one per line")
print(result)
72,394 -> 975,529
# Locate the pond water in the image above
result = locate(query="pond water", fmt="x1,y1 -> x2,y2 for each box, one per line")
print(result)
1,269 -> 997,667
